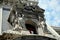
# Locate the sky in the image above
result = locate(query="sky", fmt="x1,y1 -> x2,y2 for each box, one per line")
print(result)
38,0 -> 60,27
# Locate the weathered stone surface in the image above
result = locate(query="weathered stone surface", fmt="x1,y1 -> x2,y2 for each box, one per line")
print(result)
0,33 -> 21,40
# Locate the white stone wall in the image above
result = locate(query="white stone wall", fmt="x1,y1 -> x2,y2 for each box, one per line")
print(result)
0,7 -> 2,35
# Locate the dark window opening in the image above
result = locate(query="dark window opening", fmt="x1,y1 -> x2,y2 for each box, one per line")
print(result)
25,24 -> 37,34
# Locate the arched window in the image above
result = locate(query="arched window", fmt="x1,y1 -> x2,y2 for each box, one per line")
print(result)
25,20 -> 38,34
